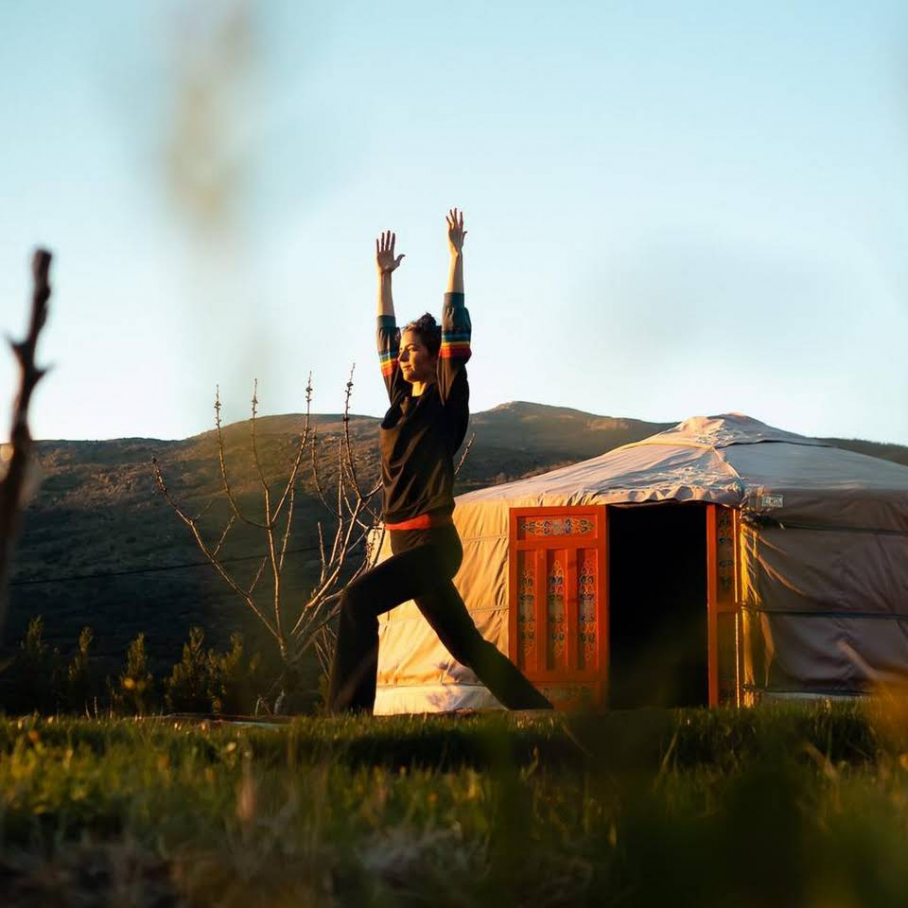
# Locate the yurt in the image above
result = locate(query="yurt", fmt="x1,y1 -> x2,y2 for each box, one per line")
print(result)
374,414 -> 908,713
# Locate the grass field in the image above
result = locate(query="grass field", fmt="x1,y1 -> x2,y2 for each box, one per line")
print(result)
2,703 -> 908,906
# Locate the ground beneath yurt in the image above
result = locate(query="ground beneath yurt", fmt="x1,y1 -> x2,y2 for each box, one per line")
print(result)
1,704 -> 907,907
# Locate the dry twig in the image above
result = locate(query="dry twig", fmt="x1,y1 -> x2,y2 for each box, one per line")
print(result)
455,432 -> 476,478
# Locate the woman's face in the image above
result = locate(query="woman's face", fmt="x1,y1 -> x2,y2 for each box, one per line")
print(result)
398,329 -> 437,385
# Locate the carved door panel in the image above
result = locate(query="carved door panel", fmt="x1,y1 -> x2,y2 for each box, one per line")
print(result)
508,506 -> 608,707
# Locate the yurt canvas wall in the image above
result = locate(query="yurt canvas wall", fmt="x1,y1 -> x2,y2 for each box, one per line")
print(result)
373,415 -> 908,714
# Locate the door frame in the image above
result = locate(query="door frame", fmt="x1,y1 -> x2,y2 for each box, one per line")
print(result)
507,502 -> 740,708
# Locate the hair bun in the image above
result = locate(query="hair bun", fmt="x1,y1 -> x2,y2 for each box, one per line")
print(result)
403,312 -> 442,356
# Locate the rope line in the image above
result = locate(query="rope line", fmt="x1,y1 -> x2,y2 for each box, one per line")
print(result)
8,543 -> 341,587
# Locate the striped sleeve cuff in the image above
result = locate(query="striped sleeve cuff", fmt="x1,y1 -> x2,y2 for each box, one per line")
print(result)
377,315 -> 399,376
440,295 -> 471,361
379,350 -> 398,376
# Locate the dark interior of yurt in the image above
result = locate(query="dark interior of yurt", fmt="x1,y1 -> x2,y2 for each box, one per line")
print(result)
608,504 -> 709,708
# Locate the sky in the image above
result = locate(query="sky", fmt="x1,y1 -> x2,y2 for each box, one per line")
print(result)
2,0 -> 908,444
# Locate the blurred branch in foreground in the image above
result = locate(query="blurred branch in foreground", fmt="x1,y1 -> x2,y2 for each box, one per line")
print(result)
163,0 -> 259,237
0,249 -> 52,642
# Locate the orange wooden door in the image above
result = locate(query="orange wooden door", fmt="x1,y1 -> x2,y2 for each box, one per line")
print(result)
508,506 -> 608,708
706,504 -> 742,707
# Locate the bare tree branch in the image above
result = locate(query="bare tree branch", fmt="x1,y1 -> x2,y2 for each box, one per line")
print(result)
310,428 -> 341,519
455,432 -> 476,478
273,373 -> 312,522
341,364 -> 366,501
317,521 -> 327,587
247,555 -> 269,596
278,484 -> 295,573
152,458 -> 279,640
312,625 -> 336,679
211,512 -> 236,558
249,378 -> 272,506
215,386 -> 268,530
0,249 -> 52,640
336,439 -> 359,519
291,497 -> 371,636
192,497 -> 217,523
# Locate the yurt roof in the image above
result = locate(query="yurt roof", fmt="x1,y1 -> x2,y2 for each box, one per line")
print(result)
458,414 -> 908,530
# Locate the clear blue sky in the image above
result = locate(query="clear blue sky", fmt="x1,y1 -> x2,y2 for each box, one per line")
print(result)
2,0 -> 908,444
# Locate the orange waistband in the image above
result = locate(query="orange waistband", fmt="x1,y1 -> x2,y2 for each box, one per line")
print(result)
384,512 -> 453,531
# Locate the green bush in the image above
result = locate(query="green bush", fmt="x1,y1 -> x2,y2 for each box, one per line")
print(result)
65,626 -> 99,715
165,627 -> 265,715
3,620 -> 271,718
5,616 -> 62,714
164,627 -> 210,713
206,632 -> 263,716
108,632 -> 157,716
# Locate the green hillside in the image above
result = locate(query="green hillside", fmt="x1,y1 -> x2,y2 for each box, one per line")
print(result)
6,403 -> 907,689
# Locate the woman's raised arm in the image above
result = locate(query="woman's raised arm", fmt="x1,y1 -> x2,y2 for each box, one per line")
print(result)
376,230 -> 405,399
438,209 -> 471,410
445,209 -> 466,294
376,230 -> 404,317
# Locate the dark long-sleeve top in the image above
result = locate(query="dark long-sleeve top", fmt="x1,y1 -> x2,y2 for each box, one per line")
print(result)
377,292 -> 472,524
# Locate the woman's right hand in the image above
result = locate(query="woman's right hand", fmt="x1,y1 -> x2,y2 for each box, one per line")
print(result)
376,230 -> 405,275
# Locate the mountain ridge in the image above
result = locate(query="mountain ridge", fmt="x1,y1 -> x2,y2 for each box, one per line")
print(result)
33,400 -> 905,455
6,401 -> 907,683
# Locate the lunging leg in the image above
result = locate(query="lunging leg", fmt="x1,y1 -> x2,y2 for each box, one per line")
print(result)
327,541 -> 455,713
415,581 -> 553,710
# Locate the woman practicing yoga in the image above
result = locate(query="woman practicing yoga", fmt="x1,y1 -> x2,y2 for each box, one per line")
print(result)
327,209 -> 553,713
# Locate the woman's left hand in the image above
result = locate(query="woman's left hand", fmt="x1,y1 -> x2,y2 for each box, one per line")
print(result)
446,208 -> 467,255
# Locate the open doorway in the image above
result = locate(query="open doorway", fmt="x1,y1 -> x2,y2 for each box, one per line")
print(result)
608,504 -> 708,708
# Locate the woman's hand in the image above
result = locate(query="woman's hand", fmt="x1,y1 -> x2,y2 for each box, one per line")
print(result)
376,230 -> 405,275
446,208 -> 467,256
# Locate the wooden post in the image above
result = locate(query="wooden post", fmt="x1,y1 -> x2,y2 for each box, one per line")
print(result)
706,504 -> 719,707
599,506 -> 609,705
508,509 -> 520,669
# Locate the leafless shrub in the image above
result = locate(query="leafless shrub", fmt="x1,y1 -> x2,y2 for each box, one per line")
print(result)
153,367 -> 384,710
154,360 -> 476,712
